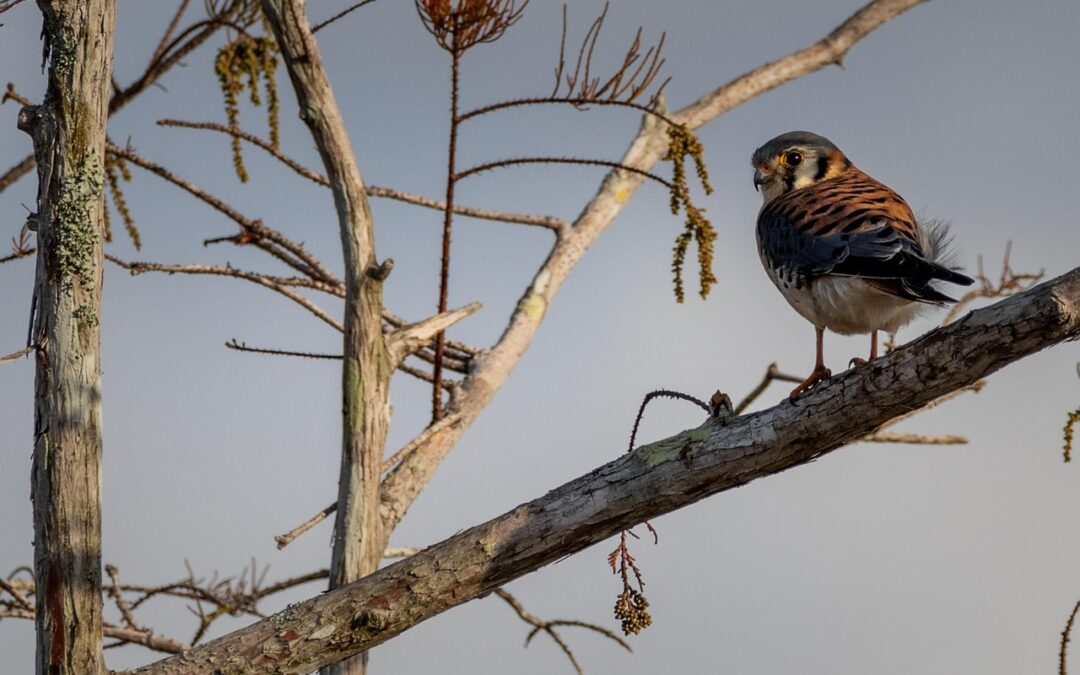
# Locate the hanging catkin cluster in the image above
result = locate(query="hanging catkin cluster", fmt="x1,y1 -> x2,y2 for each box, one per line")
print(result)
103,152 -> 140,250
214,34 -> 280,182
667,124 -> 716,303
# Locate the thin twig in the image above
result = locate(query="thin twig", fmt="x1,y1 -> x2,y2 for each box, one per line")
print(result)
735,362 -> 803,413
0,0 -> 30,15
458,96 -> 677,127
874,381 -> 986,431
107,257 -> 344,332
276,411 -> 464,551
225,340 -> 339,360
3,82 -> 32,106
0,155 -> 35,196
943,242 -> 1044,324
859,432 -> 968,445
0,346 -> 33,366
107,142 -> 340,284
274,504 -> 337,549
0,577 -> 33,611
456,156 -> 672,187
223,340 -> 457,389
494,587 -> 631,675
150,0 -> 192,65
105,565 -> 143,631
312,0 -> 379,33
1063,598 -> 1080,675
157,118 -> 567,231
627,389 -> 709,452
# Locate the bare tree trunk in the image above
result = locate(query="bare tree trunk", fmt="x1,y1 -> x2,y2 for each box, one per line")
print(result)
261,2 -> 389,673
18,1 -> 117,674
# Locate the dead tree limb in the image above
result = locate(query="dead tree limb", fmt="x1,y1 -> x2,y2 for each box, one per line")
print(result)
127,267 -> 1080,675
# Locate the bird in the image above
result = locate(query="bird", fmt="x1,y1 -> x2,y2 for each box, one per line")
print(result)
751,131 -> 974,399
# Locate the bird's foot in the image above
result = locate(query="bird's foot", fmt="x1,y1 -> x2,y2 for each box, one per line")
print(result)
849,357 -> 869,368
789,366 -> 832,400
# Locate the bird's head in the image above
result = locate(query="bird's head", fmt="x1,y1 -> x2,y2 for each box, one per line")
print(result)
751,131 -> 850,204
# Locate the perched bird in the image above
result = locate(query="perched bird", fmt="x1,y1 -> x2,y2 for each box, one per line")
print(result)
751,131 -> 974,399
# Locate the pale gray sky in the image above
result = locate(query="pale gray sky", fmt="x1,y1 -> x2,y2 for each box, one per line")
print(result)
1,1 -> 1079,673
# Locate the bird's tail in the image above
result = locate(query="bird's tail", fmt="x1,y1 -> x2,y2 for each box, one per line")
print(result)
918,218 -> 976,288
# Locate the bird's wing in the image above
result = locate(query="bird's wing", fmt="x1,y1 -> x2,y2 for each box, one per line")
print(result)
757,170 -> 973,303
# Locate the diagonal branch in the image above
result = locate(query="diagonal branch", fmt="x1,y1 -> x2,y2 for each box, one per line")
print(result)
378,0 -> 930,540
128,268 -> 1080,674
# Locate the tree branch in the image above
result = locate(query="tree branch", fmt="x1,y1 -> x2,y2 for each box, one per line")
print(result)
386,301 -> 482,367
128,268 -> 1080,674
378,0 -> 929,542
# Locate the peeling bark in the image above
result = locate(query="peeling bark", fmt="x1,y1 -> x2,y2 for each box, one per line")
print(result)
127,268 -> 1080,675
21,1 -> 117,674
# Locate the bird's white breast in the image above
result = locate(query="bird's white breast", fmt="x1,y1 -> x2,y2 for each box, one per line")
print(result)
765,266 -> 923,335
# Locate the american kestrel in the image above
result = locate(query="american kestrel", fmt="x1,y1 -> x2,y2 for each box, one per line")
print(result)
751,131 -> 974,399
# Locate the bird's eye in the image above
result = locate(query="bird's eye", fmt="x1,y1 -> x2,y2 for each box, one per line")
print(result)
783,150 -> 803,167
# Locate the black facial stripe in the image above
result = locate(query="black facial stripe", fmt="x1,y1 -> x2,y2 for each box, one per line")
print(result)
814,155 -> 829,181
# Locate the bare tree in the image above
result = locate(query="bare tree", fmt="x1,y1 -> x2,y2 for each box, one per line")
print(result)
1,0 -> 1077,673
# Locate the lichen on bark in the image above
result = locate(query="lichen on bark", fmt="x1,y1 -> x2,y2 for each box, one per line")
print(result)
55,149 -> 104,287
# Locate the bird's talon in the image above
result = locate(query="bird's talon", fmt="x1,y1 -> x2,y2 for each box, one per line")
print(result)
789,367 -> 831,400
849,357 -> 868,368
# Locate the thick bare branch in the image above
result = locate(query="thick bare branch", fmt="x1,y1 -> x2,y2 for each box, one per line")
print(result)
379,0 -> 928,539
128,268 -> 1080,674
387,302 -> 482,367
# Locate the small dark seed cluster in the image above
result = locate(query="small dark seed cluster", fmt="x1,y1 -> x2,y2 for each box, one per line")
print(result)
613,590 -> 652,635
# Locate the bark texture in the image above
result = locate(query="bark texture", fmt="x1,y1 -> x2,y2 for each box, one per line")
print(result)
21,1 -> 117,674
127,267 -> 1080,674
260,2 -> 388,673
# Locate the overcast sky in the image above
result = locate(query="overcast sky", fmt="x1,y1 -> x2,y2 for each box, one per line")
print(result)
2,1 -> 1079,673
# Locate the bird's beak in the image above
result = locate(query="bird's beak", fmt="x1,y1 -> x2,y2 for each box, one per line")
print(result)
753,168 -> 767,191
